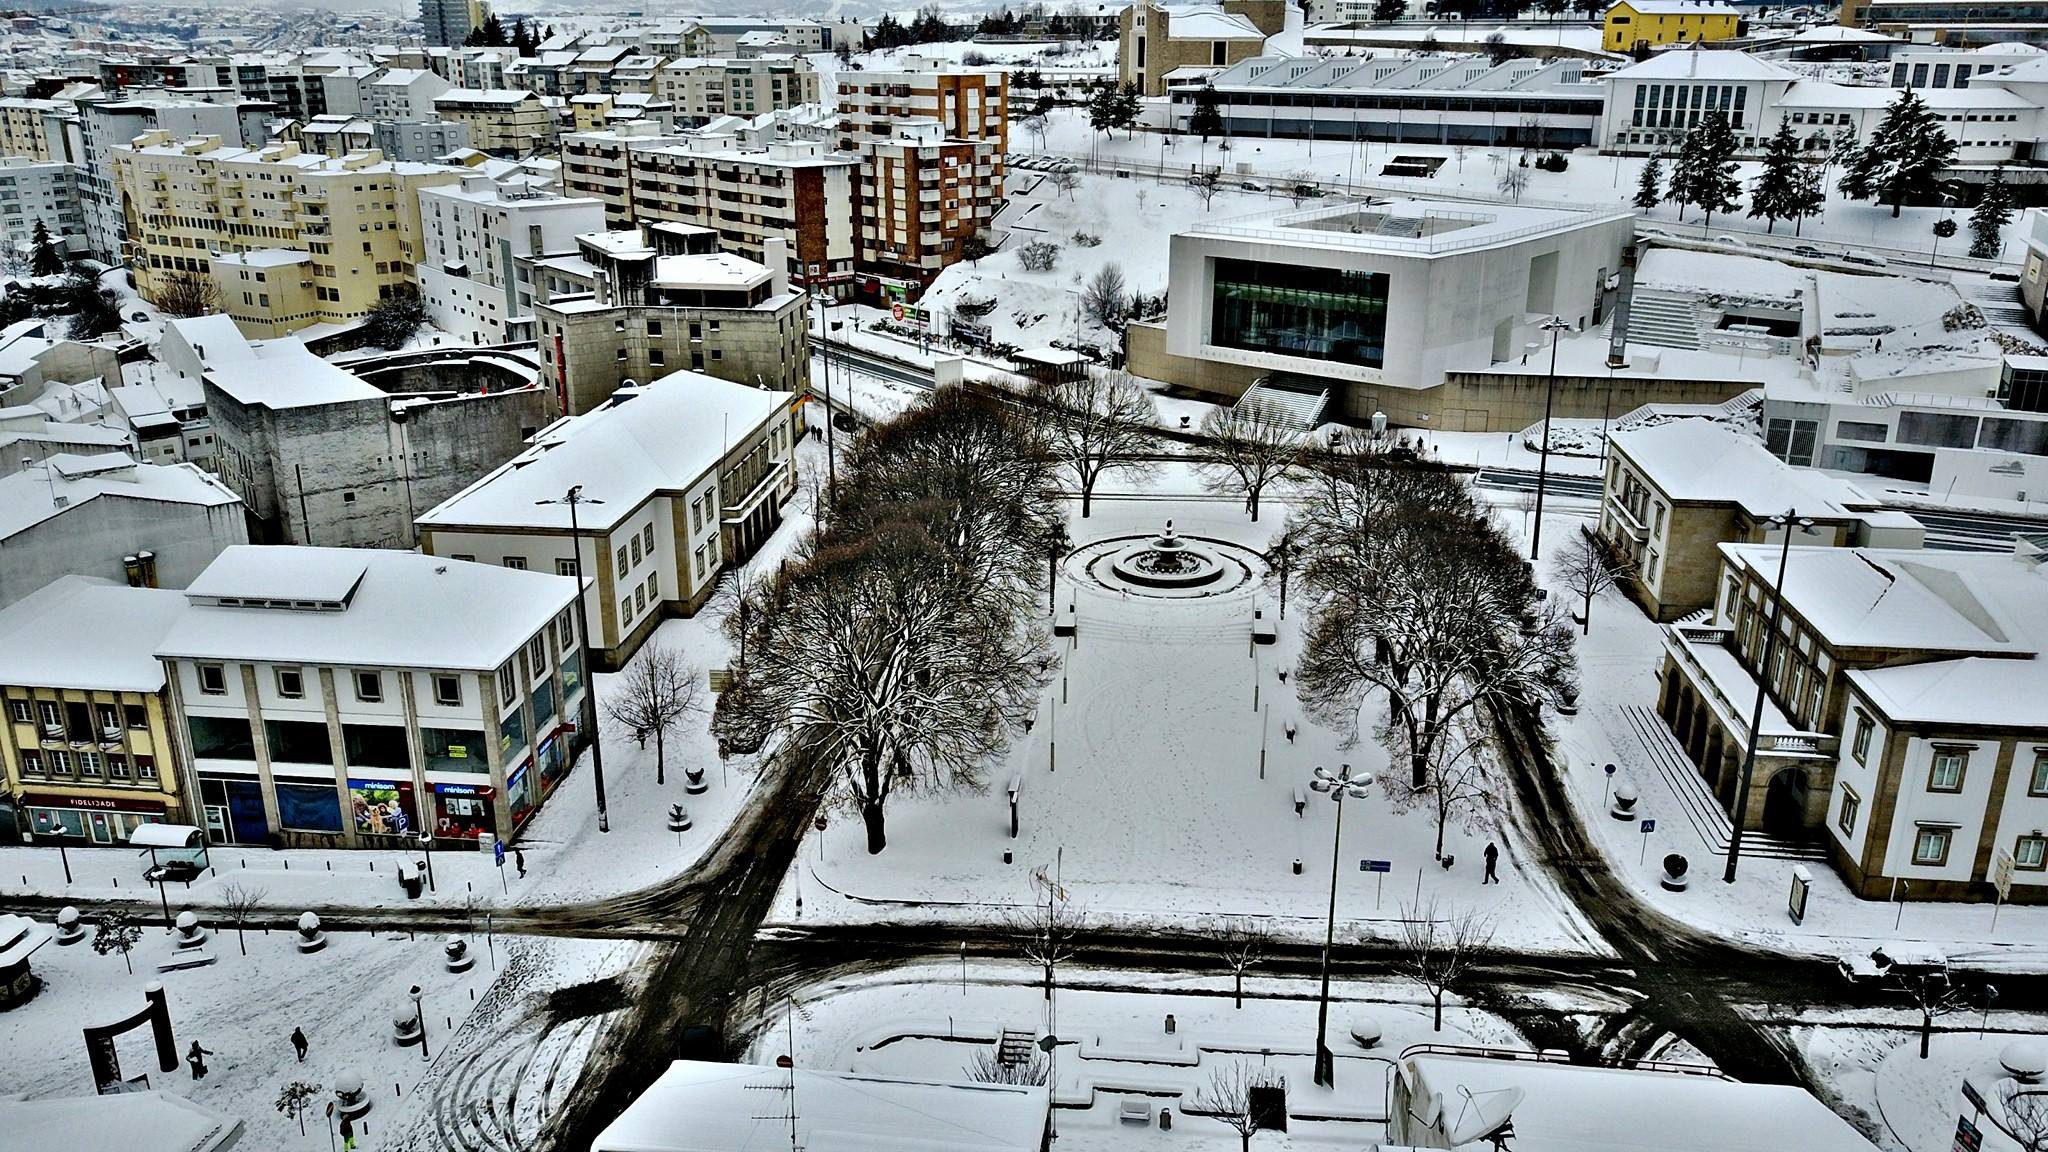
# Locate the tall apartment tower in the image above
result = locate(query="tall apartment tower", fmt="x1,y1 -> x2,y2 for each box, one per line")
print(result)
420,0 -> 491,47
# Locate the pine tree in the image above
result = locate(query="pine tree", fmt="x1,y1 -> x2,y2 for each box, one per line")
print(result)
1113,81 -> 1143,137
29,218 -> 63,277
1671,115 -> 1740,227
1373,0 -> 1407,18
1632,153 -> 1663,213
1190,84 -> 1223,141
1088,82 -> 1120,138
1970,168 -> 2012,260
479,12 -> 506,45
1748,121 -> 1803,233
1786,160 -> 1825,237
1838,89 -> 1957,218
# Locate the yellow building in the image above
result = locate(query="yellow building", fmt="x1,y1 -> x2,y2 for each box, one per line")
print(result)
112,132 -> 462,338
1603,0 -> 1742,54
432,89 -> 557,156
0,578 -> 192,845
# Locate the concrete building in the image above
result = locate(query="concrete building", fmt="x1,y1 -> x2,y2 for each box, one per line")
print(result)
76,94 -> 273,262
656,57 -> 822,126
561,125 -> 860,297
1840,0 -> 2048,48
291,114 -> 377,157
1602,0 -> 1743,54
0,404 -> 131,474
421,371 -> 801,669
834,58 -> 1009,150
112,133 -> 464,338
0,158 -> 86,258
106,362 -> 213,467
852,122 -> 1000,297
375,119 -> 471,162
421,0 -> 493,49
364,69 -> 453,123
0,577 -> 192,843
531,224 -> 808,414
0,96 -> 77,163
1599,419 -> 1924,621
191,323 -> 548,548
1128,197 -> 1634,428
1888,43 -> 2040,88
1660,539 -> 2048,902
418,174 -> 608,344
432,88 -> 554,155
0,452 -> 247,610
1119,0 -> 1287,98
158,546 -> 581,848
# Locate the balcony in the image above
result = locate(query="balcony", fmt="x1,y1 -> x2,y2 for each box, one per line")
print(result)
1606,494 -> 1649,541
1662,624 -> 1837,759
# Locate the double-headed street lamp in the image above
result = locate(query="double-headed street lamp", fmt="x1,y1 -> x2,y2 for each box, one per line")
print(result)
1308,762 -> 1373,1088
1724,510 -> 1818,884
536,484 -> 610,834
1528,315 -> 1574,561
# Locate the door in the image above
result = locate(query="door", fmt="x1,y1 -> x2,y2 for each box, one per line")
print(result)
204,805 -> 230,843
88,811 -> 113,844
226,779 -> 269,845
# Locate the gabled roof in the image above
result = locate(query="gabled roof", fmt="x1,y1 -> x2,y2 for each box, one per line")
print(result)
0,576 -> 187,693
1604,49 -> 1798,83
1609,0 -> 1741,12
0,453 -> 241,542
1610,421 -> 1881,519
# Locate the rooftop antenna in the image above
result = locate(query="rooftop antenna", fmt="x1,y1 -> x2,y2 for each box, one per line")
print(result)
745,999 -> 803,1152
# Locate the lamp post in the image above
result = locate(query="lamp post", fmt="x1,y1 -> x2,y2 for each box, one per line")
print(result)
1724,510 -> 1817,884
1528,315 -> 1573,561
409,983 -> 430,1062
418,830 -> 435,893
1308,762 -> 1373,1088
534,485 -> 609,834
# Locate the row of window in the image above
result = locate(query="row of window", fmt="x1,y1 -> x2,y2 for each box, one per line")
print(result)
7,698 -> 150,732
197,662 -> 467,708
19,749 -> 159,781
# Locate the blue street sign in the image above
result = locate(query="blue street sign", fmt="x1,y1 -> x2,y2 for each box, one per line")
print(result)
1361,859 -> 1393,873
493,839 -> 506,867
1640,819 -> 1657,833
1962,1081 -> 1986,1115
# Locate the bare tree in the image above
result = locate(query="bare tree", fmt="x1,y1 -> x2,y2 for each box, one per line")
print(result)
1010,869 -> 1085,1001
965,1045 -> 1051,1085
275,1080 -> 322,1136
1079,262 -> 1128,332
603,641 -> 703,786
1197,402 -> 1303,522
1496,165 -> 1530,202
1035,369 -> 1158,518
0,243 -> 27,279
1205,917 -> 1270,1008
1193,1061 -> 1267,1152
1189,169 -> 1222,211
1379,719 -> 1501,863
1552,532 -> 1628,634
92,911 -> 142,975
2000,1079 -> 2048,1152
155,270 -> 219,318
1397,898 -> 1494,1031
1020,112 -> 1050,151
1284,170 -> 1317,205
1049,166 -> 1081,199
218,882 -> 268,956
1894,969 -> 1967,1059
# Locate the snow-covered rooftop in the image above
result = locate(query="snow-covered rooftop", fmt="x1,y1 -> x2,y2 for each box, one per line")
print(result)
0,453 -> 242,542
1611,0 -> 1741,12
158,546 -> 576,672
0,1090 -> 242,1152
1163,5 -> 1265,40
1610,421 -> 1883,519
590,1061 -> 1049,1152
649,252 -> 774,289
0,576 -> 187,692
201,336 -> 381,409
1606,49 -> 1799,83
1189,196 -> 1630,258
417,370 -> 790,534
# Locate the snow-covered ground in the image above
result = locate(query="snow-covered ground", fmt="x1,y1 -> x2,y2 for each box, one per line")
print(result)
0,919 -> 639,1151
1309,22 -> 1605,54
1790,1016 -> 2048,1152
766,471 -> 1606,957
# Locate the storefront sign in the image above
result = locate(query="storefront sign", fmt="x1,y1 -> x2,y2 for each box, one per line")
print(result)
348,778 -> 417,836
20,791 -> 165,814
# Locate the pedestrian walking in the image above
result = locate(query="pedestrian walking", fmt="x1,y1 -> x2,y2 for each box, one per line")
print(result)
515,848 -> 526,879
1482,842 -> 1500,885
186,1041 -> 212,1080
339,1113 -> 357,1151
290,1026 -> 308,1062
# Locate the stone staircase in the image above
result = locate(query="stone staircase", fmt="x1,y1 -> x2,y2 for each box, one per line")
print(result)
1236,376 -> 1329,429
1619,704 -> 1828,863
1623,289 -> 1704,351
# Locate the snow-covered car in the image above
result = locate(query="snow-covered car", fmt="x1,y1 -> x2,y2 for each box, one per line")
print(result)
1843,249 -> 1889,268
1792,244 -> 1826,258
1715,235 -> 1750,248
1238,181 -> 1265,192
1838,942 -> 1947,982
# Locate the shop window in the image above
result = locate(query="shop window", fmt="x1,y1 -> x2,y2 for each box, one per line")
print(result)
265,719 -> 332,764
276,780 -> 344,833
423,727 -> 488,774
188,715 -> 256,760
343,723 -> 409,770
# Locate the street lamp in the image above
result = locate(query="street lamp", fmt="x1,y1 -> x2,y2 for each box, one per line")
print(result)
1528,315 -> 1573,562
409,983 -> 430,1062
418,830 -> 435,893
1724,510 -> 1818,884
1307,762 -> 1373,1088
535,484 -> 610,834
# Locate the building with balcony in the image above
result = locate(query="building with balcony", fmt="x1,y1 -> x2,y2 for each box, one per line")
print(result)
375,119 -> 472,162
0,97 -> 77,163
1119,0 -> 1286,98
656,57 -> 821,127
364,69 -> 453,123
853,121 -> 1001,297
530,224 -> 808,414
421,0 -> 493,49
76,93 -> 274,262
0,577 -> 192,846
1840,0 -> 2048,48
418,174 -> 607,344
1600,420 -> 1925,621
0,452 -> 247,612
416,369 -> 799,669
834,58 -> 1008,151
157,546 -> 580,849
432,88 -> 555,155
1660,538 -> 2048,902
0,157 -> 86,259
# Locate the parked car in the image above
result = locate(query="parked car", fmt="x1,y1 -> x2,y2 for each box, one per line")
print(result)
1715,234 -> 1750,248
1792,244 -> 1825,258
1843,249 -> 1889,268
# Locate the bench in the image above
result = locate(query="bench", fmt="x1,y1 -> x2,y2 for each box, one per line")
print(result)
157,950 -> 215,972
1118,1098 -> 1152,1125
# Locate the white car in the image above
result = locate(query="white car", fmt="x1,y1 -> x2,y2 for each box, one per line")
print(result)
1843,249 -> 1889,268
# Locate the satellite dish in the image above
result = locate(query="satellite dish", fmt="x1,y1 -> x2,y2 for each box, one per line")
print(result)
1445,1085 -> 1526,1145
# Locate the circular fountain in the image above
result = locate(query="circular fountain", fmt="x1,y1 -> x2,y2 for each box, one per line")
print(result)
1107,521 -> 1227,589
1067,522 -> 1266,600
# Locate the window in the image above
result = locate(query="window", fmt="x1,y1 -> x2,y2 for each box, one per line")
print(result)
1912,826 -> 1952,866
2017,836 -> 2048,871
557,557 -> 579,577
108,755 -> 129,779
187,715 -> 256,760
353,670 -> 384,703
265,718 -> 331,763
422,726 -> 488,773
276,667 -> 305,698
19,750 -> 40,776
1212,259 -> 1388,368
198,663 -> 228,695
47,749 -> 70,774
433,674 -> 462,707
79,750 -> 101,776
6,698 -> 28,723
528,634 -> 548,674
503,556 -> 528,570
1837,787 -> 1860,835
2030,750 -> 2048,797
616,545 -> 629,578
1851,710 -> 1873,764
497,660 -> 517,704
643,524 -> 655,555
635,585 -> 647,613
630,535 -> 642,565
691,498 -> 702,533
557,608 -> 576,652
1928,748 -> 1967,793
621,597 -> 634,625
645,574 -> 658,602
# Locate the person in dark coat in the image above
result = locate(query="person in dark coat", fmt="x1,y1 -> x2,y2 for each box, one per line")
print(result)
291,1026 -> 309,1061
186,1041 -> 212,1080
1482,842 -> 1500,884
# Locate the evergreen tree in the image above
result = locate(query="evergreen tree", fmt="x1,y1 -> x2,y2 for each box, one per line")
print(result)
873,13 -> 904,48
1632,153 -> 1663,213
1838,89 -> 1957,218
1113,81 -> 1143,137
1088,82 -> 1120,137
1670,114 -> 1740,227
1373,0 -> 1408,19
29,219 -> 63,277
476,12 -> 506,45
1190,84 -> 1223,141
1970,168 -> 2012,260
1785,160 -> 1825,237
1748,121 -> 1804,233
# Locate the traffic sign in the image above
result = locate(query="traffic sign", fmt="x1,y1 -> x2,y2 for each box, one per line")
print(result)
1994,850 -> 2015,901
1640,819 -> 1657,833
1360,859 -> 1393,873
1604,763 -> 1617,776
1962,1080 -> 1986,1116
1955,1114 -> 1982,1152
493,839 -> 505,867
814,815 -> 828,832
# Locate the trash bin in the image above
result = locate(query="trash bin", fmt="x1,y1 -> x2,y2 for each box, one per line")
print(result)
397,861 -> 422,899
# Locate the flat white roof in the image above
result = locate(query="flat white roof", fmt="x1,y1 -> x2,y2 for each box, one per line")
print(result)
1606,50 -> 1799,83
158,546 -> 576,671
1186,196 -> 1630,258
0,454 -> 242,542
0,1091 -> 241,1152
651,252 -> 773,289
0,577 -> 188,693
591,1061 -> 1048,1152
1609,420 -> 1878,519
202,336 -> 382,409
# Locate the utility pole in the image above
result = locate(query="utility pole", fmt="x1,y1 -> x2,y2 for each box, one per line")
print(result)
535,485 -> 610,833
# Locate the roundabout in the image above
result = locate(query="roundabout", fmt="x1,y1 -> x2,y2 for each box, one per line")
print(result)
1068,520 -> 1267,599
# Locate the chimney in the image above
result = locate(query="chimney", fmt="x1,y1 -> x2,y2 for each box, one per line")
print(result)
763,235 -> 790,296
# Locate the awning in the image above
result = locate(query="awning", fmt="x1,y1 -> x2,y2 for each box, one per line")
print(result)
128,823 -> 205,849
19,792 -> 166,814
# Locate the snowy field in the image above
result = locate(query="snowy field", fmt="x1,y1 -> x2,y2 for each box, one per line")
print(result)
0,920 -> 640,1151
1789,1017 -> 2048,1152
768,471 -> 1607,957
738,959 -> 1551,1150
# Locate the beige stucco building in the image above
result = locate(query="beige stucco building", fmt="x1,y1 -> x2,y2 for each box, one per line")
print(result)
432,89 -> 557,155
1119,0 -> 1286,97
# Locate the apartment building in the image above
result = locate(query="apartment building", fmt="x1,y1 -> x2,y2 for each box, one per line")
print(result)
0,97 -> 75,162
1661,539 -> 2048,903
0,158 -> 85,258
422,0 -> 493,49
375,120 -> 471,162
561,124 -> 859,296
418,174 -> 607,343
158,546 -> 580,848
77,94 -> 273,262
364,69 -> 453,123
418,370 -> 799,669
834,59 -> 1009,151
1841,0 -> 2048,47
1602,0 -> 1743,54
292,114 -> 377,157
112,133 -> 463,336
433,88 -> 555,155
0,577 -> 192,845
854,122 -> 1001,296
531,224 -> 808,414
658,57 -> 822,127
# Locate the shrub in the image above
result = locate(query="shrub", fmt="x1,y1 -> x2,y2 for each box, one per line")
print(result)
1017,240 -> 1060,272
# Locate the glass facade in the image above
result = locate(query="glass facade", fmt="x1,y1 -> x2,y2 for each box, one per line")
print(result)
1210,258 -> 1388,368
